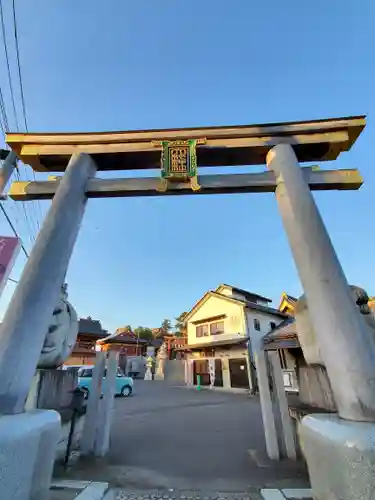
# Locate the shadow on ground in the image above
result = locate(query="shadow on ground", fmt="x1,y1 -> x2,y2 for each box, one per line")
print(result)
56,381 -> 309,492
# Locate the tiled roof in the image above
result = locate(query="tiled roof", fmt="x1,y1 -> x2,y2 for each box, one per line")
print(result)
262,317 -> 299,350
79,318 -> 107,337
98,332 -> 149,345
222,284 -> 272,303
245,300 -> 288,318
179,336 -> 249,350
285,294 -> 298,303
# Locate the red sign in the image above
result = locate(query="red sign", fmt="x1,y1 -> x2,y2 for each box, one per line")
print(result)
0,236 -> 20,295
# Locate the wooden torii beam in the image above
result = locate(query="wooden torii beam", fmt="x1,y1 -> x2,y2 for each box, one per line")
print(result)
9,168 -> 362,201
5,115 -> 365,172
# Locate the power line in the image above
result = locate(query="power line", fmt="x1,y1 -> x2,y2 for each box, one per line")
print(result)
0,84 -> 9,132
0,1 -> 37,245
0,0 -> 18,130
11,0 -> 42,234
0,202 -> 28,258
0,0 -> 42,251
0,111 -> 6,137
11,0 -> 27,131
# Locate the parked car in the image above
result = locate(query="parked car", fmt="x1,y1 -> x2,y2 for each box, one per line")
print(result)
77,366 -> 133,398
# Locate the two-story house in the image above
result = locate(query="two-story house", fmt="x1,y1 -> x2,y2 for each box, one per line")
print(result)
182,284 -> 287,392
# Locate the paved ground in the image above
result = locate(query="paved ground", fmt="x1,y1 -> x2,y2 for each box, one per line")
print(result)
58,381 -> 309,495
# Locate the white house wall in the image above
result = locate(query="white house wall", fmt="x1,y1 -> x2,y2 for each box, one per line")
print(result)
246,309 -> 284,353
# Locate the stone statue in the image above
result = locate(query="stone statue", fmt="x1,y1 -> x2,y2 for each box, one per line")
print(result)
37,284 -> 79,369
154,342 -> 168,380
295,285 -> 375,366
294,285 -> 375,411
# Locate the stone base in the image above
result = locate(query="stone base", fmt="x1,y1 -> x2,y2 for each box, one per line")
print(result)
0,409 -> 61,500
300,413 -> 375,500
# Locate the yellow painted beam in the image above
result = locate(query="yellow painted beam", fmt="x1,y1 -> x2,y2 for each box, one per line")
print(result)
8,169 -> 363,201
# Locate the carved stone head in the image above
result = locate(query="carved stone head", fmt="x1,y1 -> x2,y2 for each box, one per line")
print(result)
295,285 -> 375,366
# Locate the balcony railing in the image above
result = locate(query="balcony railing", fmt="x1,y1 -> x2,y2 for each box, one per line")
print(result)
72,341 -> 96,355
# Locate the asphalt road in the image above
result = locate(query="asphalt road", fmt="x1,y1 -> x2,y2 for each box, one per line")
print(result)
103,380 -> 308,491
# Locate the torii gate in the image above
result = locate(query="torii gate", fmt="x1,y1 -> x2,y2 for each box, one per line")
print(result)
0,115 -> 374,499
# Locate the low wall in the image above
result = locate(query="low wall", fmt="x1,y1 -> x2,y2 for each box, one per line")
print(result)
26,369 -> 85,462
55,414 -> 85,462
164,360 -> 185,383
26,369 -> 77,422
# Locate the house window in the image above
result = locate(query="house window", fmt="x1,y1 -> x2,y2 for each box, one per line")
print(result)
253,318 -> 261,331
270,321 -> 276,330
278,349 -> 287,370
210,321 -> 224,335
196,324 -> 209,338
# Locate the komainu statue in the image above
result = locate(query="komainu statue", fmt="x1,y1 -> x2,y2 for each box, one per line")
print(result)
294,285 -> 375,411
296,285 -> 375,366
38,284 -> 79,369
154,341 -> 168,380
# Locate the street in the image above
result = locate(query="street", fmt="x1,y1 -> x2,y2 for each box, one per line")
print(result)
64,380 -> 308,493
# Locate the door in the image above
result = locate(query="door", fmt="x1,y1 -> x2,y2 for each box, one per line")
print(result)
228,358 -> 249,389
193,359 -> 210,385
214,359 -> 223,387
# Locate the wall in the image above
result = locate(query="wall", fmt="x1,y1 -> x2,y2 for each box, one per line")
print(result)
246,309 -> 284,353
298,364 -> 336,411
188,347 -> 249,390
64,354 -> 95,366
26,369 -> 85,464
26,369 -> 77,423
164,360 -> 185,383
187,294 -> 246,345
55,414 -> 85,463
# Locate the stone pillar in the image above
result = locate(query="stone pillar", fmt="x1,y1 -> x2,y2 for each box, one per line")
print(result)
81,351 -> 105,456
95,351 -> 117,456
267,144 -> 375,422
255,350 -> 279,460
0,409 -> 61,500
268,351 -> 296,459
0,153 -> 97,415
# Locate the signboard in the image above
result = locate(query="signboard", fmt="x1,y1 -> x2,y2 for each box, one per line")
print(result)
0,236 -> 21,296
146,346 -> 155,357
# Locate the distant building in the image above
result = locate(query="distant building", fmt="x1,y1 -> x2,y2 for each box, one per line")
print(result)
164,335 -> 188,359
64,317 -> 108,366
97,331 -> 149,357
278,292 -> 297,316
97,330 -> 149,374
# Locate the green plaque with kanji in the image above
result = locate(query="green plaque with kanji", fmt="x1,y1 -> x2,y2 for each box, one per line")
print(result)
153,138 -> 205,192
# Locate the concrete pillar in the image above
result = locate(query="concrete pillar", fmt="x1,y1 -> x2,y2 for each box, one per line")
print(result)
221,358 -> 231,390
255,350 -> 279,459
81,351 -> 105,455
0,153 -> 97,414
0,151 -> 17,196
268,351 -> 296,459
0,409 -> 60,500
186,359 -> 194,387
267,144 -> 375,422
95,351 -> 117,456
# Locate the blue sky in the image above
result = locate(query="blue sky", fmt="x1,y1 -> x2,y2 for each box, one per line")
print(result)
0,0 -> 374,332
